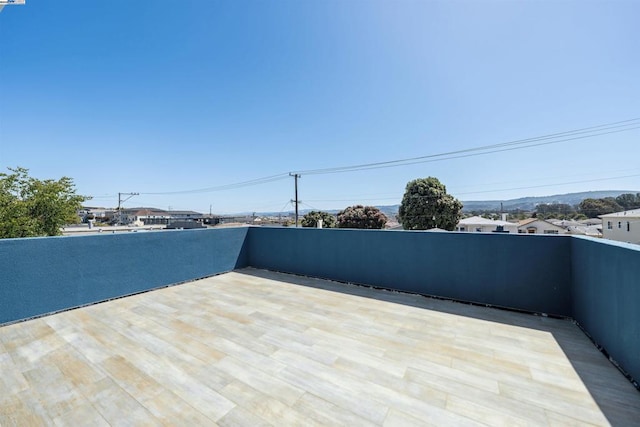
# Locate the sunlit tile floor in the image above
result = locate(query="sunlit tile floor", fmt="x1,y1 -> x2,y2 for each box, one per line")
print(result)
1,268 -> 638,426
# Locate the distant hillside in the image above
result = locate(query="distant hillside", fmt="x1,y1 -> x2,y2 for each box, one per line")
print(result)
248,190 -> 637,218
461,190 -> 637,212
363,190 -> 637,217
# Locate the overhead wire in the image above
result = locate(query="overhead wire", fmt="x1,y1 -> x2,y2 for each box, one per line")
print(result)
292,120 -> 640,175
120,118 -> 639,202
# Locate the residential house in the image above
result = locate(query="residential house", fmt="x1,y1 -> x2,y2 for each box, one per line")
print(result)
600,209 -> 640,245
517,218 -> 567,235
456,216 -> 518,233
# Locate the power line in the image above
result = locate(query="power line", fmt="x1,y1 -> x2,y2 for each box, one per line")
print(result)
305,173 -> 640,203
455,173 -> 640,197
139,173 -> 289,196
293,119 -> 640,176
120,117 -> 638,198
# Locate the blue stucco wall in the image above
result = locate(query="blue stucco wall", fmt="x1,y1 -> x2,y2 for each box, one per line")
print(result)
0,228 -> 248,324
248,227 -> 573,316
2,226 -> 638,386
571,237 -> 640,384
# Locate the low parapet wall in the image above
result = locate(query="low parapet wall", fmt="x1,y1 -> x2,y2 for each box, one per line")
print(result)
248,227 -> 573,316
0,227 -> 249,325
1,226 -> 638,386
571,237 -> 640,385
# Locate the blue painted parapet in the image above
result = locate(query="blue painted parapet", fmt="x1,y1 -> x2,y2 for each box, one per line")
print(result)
248,227 -> 573,316
0,228 -> 248,325
571,237 -> 640,385
1,226 -> 638,387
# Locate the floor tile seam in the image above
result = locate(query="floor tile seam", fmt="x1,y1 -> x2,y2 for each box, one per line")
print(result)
303,328 -> 391,357
275,348 -> 449,416
48,318 -> 130,367
404,365 -> 501,395
83,374 -> 181,426
215,352 -> 306,398
65,309 -> 222,380
227,386 -> 310,427
277,364 -> 391,425
542,408 -> 605,427
443,393 -> 540,426
448,358 -> 533,382
496,375 -> 600,404
111,305 -> 238,366
441,393 -> 498,427
215,352 -> 296,394
133,377 -> 226,424
293,391 -> 379,426
303,322 -> 415,353
496,382 -> 610,420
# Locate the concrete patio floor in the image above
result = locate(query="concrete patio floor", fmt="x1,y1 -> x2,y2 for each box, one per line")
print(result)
1,268 -> 638,426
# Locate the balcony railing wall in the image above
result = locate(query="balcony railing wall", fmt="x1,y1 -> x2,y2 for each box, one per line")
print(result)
1,227 -> 638,385
0,228 -> 249,325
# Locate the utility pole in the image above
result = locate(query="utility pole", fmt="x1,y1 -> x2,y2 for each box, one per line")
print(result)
117,192 -> 139,225
289,173 -> 301,227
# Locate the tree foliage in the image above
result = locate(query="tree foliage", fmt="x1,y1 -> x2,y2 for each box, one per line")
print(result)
0,167 -> 89,238
337,205 -> 387,229
577,197 -> 622,218
534,203 -> 577,220
615,193 -> 640,210
398,177 -> 462,231
301,210 -> 336,228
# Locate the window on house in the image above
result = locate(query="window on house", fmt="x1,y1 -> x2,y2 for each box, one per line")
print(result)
618,222 -> 622,229
544,230 -> 559,234
607,221 -> 612,230
476,228 -> 482,232
627,222 -> 631,232
527,228 -> 536,234
459,227 -> 466,232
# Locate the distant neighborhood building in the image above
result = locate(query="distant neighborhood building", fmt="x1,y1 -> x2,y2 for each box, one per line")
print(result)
456,216 -> 518,233
517,218 -> 567,235
549,219 -> 602,238
119,208 -> 203,226
600,209 -> 640,245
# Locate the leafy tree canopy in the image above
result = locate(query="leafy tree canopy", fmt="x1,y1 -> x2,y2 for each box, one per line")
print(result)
0,167 -> 89,238
337,205 -> 387,229
301,210 -> 336,228
398,177 -> 462,231
615,193 -> 640,210
534,203 -> 576,220
577,197 -> 622,218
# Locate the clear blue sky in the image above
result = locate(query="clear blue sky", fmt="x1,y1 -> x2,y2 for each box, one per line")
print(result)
1,1 -> 638,214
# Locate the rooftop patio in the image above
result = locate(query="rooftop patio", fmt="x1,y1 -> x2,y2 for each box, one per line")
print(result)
2,268 -> 638,426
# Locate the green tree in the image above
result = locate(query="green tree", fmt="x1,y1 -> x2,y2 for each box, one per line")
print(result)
398,177 -> 462,231
535,203 -> 576,220
301,211 -> 336,228
337,205 -> 387,229
577,197 -> 622,218
615,193 -> 640,210
0,167 -> 89,238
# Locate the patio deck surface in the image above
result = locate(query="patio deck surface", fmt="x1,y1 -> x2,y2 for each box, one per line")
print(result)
1,268 -> 638,426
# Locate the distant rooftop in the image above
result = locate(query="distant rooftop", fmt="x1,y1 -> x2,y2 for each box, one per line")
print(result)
600,209 -> 640,218
1,269 -> 638,425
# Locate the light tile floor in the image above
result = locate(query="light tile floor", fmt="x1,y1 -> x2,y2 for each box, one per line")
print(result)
1,268 -> 638,426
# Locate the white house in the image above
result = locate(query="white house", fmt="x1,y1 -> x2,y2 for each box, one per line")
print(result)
517,218 -> 567,235
456,216 -> 518,233
600,209 -> 640,245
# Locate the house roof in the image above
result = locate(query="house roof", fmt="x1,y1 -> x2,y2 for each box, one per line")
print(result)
518,218 -> 537,226
568,225 -> 603,237
517,218 -> 566,231
458,216 -> 513,226
600,209 -> 640,219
